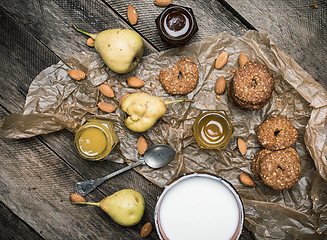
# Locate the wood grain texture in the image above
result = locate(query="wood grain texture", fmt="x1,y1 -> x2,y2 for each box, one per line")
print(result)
0,3 -> 161,239
0,0 -> 155,60
103,0 -> 249,50
0,202 -> 44,240
223,0 -> 327,90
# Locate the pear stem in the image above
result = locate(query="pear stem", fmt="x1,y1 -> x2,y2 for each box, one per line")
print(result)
164,99 -> 194,105
72,24 -> 97,40
72,201 -> 100,207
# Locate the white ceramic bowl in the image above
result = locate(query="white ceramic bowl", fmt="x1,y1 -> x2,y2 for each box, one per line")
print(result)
154,173 -> 244,240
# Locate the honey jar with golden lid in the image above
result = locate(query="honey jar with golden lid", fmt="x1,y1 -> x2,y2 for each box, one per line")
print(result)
192,110 -> 233,149
74,119 -> 119,161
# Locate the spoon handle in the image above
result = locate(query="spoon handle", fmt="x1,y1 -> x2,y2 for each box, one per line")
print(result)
74,160 -> 144,196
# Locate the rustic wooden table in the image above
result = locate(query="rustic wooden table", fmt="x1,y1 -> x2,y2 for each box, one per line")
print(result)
1,0 -> 326,239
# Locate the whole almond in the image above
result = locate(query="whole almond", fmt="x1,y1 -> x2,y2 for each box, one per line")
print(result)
127,5 -> 138,25
239,53 -> 249,67
98,102 -> 116,113
119,93 -> 131,106
215,76 -> 226,94
70,193 -> 86,203
68,69 -> 86,81
137,136 -> 148,155
239,174 -> 256,187
215,52 -> 229,69
127,77 -> 145,88
237,138 -> 247,155
141,222 -> 153,238
99,84 -> 115,98
86,38 -> 95,47
154,0 -> 172,7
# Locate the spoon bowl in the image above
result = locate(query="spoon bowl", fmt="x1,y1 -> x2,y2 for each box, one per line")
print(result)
74,144 -> 176,196
144,144 -> 176,168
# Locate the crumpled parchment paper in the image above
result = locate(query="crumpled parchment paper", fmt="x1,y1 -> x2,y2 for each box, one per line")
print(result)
1,31 -> 327,239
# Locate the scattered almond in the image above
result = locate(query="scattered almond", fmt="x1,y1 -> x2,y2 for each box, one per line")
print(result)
215,76 -> 226,94
310,4 -> 318,9
239,174 -> 256,187
70,193 -> 86,203
99,84 -> 115,98
127,77 -> 145,88
68,69 -> 86,81
127,5 -> 138,25
216,94 -> 221,100
141,222 -> 153,238
137,136 -> 148,155
86,38 -> 95,47
119,93 -> 131,106
239,53 -> 249,67
98,102 -> 116,113
154,0 -> 172,7
237,138 -> 247,155
215,52 -> 229,69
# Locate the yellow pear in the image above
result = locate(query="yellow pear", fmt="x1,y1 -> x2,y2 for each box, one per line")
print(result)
73,25 -> 144,74
72,189 -> 145,226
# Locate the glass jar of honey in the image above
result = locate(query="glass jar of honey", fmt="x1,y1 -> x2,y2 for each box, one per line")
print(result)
155,4 -> 198,46
74,119 -> 119,161
192,110 -> 233,149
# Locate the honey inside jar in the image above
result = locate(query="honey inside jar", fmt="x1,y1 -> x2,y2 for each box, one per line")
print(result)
74,119 -> 119,161
192,111 -> 233,149
78,127 -> 107,157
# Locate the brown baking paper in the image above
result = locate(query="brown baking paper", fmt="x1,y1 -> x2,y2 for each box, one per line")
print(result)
1,31 -> 327,239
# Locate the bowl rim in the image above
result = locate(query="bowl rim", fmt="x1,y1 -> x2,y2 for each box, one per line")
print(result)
154,172 -> 245,240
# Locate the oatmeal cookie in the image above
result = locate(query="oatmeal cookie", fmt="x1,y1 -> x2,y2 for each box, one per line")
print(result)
159,57 -> 199,95
251,148 -> 272,180
228,80 -> 270,110
257,117 -> 298,150
231,61 -> 274,105
258,147 -> 301,190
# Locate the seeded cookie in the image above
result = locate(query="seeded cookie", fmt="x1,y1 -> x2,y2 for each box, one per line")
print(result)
228,80 -> 271,110
258,147 -> 301,190
231,61 -> 274,105
257,117 -> 298,150
251,149 -> 272,180
159,57 -> 199,95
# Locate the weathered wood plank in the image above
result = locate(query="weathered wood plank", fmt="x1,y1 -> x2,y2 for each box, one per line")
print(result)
0,201 -> 44,240
102,0 -> 249,50
0,3 -> 160,240
223,0 -> 327,90
0,114 -> 153,239
0,0 -> 155,61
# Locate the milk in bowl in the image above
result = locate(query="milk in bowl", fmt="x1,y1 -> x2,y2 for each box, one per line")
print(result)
154,173 -> 244,240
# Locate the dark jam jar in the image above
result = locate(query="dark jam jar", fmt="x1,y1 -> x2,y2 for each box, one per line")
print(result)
155,4 -> 198,46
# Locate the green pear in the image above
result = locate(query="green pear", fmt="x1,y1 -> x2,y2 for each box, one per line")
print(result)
121,92 -> 192,132
72,189 -> 145,226
73,25 -> 144,74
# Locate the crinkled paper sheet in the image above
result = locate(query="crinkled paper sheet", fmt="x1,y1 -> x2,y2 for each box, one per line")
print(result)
1,31 -> 327,239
